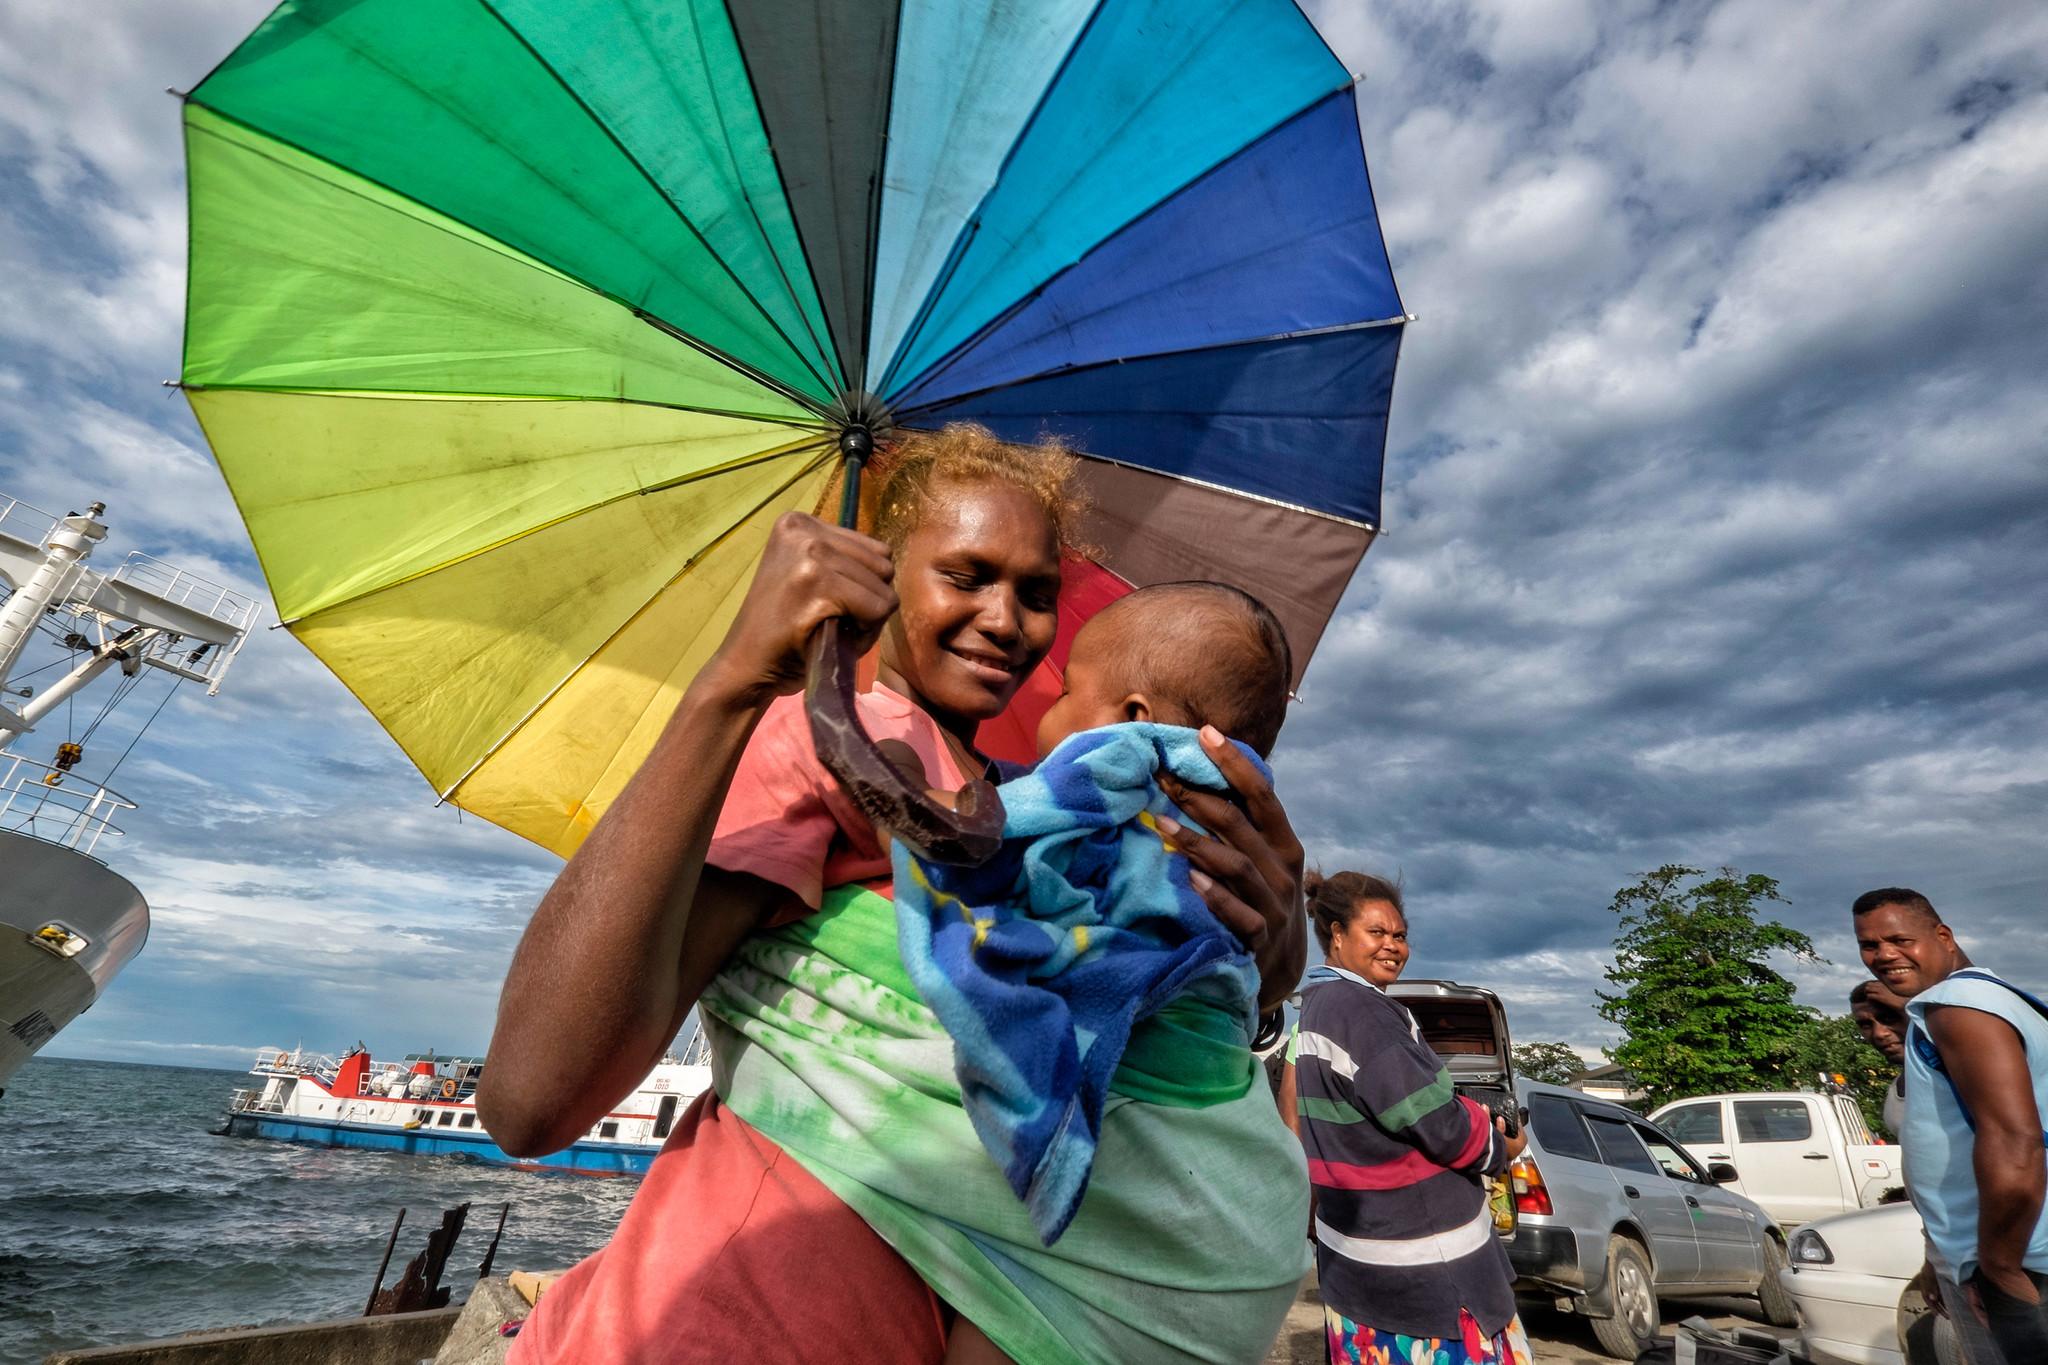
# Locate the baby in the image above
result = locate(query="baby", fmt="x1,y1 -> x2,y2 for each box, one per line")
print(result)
896,581 -> 1294,1364
1033,580 -> 1292,760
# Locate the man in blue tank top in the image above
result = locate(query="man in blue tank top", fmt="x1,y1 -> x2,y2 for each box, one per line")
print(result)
1853,887 -> 2048,1363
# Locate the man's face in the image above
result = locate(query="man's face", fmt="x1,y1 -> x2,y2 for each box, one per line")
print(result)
1855,903 -> 1960,999
1852,1002 -> 1908,1065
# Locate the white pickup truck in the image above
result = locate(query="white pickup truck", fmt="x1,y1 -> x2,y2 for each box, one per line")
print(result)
1648,1090 -> 1898,1227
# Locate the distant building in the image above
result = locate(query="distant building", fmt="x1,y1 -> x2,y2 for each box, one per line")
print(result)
1573,1062 -> 1646,1105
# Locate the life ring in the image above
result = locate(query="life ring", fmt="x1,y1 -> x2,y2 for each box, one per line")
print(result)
440,1078 -> 459,1100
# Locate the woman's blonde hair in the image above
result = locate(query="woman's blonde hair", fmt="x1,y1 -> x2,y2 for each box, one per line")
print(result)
870,422 -> 1089,555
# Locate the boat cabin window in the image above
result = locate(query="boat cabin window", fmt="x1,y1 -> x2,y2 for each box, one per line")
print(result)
653,1094 -> 679,1140
438,1111 -> 455,1126
459,1113 -> 476,1129
599,1120 -> 619,1140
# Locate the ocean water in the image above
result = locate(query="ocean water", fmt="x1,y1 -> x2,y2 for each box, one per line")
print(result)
0,1056 -> 637,1363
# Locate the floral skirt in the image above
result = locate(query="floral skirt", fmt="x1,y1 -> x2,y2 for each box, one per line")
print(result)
1324,1306 -> 1532,1365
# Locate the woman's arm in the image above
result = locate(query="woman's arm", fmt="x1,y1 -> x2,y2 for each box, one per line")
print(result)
1312,993 -> 1499,1174
478,513 -> 899,1155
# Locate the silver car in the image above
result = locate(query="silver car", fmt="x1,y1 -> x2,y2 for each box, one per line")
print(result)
1508,1078 -> 1798,1359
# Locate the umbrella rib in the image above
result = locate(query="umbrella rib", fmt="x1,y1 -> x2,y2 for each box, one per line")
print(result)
433,446 -> 836,806
471,0 -> 839,401
892,313 -> 1408,415
872,0 -> 1109,396
715,0 -> 853,393
852,4 -> 910,393
897,219 -> 1395,404
275,435 -> 830,627
880,7 -> 1347,397
658,0 -> 841,391
180,383 -> 831,431
931,439 -> 1381,534
630,310 -> 834,421
183,102 -> 832,421
882,84 -> 1364,402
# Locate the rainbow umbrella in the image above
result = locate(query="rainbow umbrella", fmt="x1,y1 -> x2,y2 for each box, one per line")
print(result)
181,0 -> 1406,857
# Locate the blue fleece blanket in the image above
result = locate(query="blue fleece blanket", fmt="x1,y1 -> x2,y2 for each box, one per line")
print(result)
892,723 -> 1263,1244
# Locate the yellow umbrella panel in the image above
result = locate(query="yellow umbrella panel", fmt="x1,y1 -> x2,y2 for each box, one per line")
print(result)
191,386 -> 835,855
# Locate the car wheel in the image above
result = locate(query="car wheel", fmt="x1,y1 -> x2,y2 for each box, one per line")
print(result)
1902,1307 -> 1968,1365
1590,1236 -> 1660,1360
1933,1313 -> 1967,1365
1755,1235 -> 1799,1328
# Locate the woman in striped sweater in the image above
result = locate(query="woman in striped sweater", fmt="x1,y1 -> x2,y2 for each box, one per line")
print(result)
1289,872 -> 1531,1365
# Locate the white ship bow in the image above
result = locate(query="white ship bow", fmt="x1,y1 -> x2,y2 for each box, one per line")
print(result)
0,493 -> 254,1092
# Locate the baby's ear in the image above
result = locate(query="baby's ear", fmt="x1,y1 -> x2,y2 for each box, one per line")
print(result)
1120,693 -> 1154,724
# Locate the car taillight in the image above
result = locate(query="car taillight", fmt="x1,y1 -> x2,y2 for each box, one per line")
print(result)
1510,1155 -> 1552,1216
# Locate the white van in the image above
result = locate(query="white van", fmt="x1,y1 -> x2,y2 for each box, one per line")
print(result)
1648,1090 -> 1897,1227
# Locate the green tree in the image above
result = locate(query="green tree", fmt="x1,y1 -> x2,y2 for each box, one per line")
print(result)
1780,1012 -> 1896,1137
1597,865 -> 1822,1107
1512,1041 -> 1586,1086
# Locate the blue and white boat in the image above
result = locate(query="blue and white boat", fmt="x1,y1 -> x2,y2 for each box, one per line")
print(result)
218,1039 -> 710,1175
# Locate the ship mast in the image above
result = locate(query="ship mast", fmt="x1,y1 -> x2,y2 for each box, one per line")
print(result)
0,495 -> 254,754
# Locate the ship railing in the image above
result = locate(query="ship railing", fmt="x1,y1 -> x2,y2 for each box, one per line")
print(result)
0,494 -> 60,549
111,551 -> 259,628
227,1087 -> 287,1115
0,756 -> 134,857
252,1048 -> 341,1078
109,552 -> 260,690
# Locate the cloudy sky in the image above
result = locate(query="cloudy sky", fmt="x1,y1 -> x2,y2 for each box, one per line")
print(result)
4,0 -> 2044,1071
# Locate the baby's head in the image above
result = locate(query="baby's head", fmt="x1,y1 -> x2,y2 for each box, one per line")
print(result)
1035,582 -> 1294,759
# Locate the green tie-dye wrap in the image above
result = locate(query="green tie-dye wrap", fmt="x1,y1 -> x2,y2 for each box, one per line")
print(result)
699,886 -> 1312,1363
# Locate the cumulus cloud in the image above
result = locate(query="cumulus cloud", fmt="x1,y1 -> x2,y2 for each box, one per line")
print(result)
5,0 -> 2046,1067
1279,0 -> 2048,1049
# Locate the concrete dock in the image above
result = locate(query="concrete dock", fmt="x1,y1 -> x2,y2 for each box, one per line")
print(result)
42,1271 -> 1791,1364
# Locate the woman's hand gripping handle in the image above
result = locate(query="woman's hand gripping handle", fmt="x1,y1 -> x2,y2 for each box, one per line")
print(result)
705,512 -> 898,705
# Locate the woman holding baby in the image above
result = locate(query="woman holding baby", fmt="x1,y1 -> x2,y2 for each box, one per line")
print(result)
481,424 -> 1313,1364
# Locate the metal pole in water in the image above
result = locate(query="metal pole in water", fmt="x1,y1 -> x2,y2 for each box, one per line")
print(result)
364,1207 -> 406,1315
476,1203 -> 511,1281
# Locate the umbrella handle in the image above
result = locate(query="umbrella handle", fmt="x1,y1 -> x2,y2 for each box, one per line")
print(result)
805,617 -> 1004,866
802,429 -> 1005,866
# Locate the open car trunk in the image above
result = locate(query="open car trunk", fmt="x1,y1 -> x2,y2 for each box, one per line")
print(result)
1386,979 -> 1518,1236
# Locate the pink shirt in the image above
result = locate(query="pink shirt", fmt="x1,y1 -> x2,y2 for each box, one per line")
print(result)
510,685 -> 966,1364
708,684 -> 969,914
